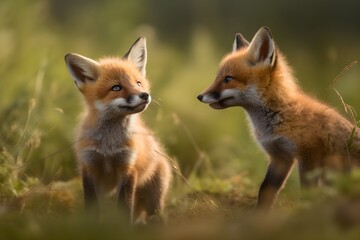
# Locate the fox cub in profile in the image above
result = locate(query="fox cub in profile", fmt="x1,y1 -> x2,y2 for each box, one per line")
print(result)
65,37 -> 171,223
198,27 -> 360,209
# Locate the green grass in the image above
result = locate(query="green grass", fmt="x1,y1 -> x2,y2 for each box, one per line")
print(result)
1,1 -> 360,239
1,173 -> 360,240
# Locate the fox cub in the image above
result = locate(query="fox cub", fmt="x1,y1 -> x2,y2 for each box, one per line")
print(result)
65,37 -> 171,222
198,27 -> 360,209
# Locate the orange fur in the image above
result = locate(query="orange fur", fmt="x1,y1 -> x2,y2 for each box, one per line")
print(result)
65,38 -> 171,223
198,27 -> 360,209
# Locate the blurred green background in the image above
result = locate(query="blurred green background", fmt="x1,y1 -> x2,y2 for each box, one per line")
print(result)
1,0 -> 360,238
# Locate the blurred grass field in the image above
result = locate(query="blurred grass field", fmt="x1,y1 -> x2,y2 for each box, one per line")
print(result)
1,0 -> 360,239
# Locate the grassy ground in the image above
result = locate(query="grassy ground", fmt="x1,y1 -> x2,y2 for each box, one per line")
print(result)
1,169 -> 360,240
1,1 -> 360,239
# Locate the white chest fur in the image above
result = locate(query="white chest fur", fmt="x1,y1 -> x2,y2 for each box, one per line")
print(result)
245,105 -> 295,157
80,115 -> 137,167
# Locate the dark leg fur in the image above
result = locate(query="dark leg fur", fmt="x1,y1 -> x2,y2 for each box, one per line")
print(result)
82,170 -> 99,214
133,173 -> 167,224
257,159 -> 294,209
118,174 -> 137,223
142,174 -> 164,217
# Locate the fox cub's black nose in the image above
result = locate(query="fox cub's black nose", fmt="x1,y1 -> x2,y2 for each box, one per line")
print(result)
139,92 -> 150,101
197,94 -> 203,101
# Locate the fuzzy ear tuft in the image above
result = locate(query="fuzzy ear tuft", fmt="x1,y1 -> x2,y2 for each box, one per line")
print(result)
247,27 -> 276,67
232,33 -> 249,52
123,37 -> 147,76
64,53 -> 100,90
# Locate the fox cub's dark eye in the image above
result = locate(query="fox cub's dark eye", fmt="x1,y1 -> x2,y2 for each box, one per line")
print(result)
111,85 -> 122,91
224,76 -> 234,83
137,81 -> 142,87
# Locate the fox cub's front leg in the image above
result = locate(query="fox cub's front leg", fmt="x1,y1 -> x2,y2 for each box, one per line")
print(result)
117,173 -> 137,223
82,168 -> 99,213
257,155 -> 295,209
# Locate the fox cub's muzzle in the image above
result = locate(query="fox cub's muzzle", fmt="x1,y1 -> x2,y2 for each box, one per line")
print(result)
197,92 -> 220,103
139,92 -> 150,101
121,92 -> 151,113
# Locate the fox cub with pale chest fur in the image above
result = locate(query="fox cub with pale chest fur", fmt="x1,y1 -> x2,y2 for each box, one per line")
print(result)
198,27 -> 360,209
65,37 -> 171,223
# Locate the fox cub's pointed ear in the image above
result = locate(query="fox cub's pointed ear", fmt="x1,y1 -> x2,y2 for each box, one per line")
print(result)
64,53 -> 100,90
247,27 -> 276,67
123,37 -> 147,76
232,33 -> 249,52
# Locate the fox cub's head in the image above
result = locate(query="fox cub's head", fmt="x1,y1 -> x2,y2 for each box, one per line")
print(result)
197,27 -> 276,109
65,37 -> 151,116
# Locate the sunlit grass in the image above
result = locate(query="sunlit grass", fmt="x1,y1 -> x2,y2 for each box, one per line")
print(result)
1,1 -> 360,239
